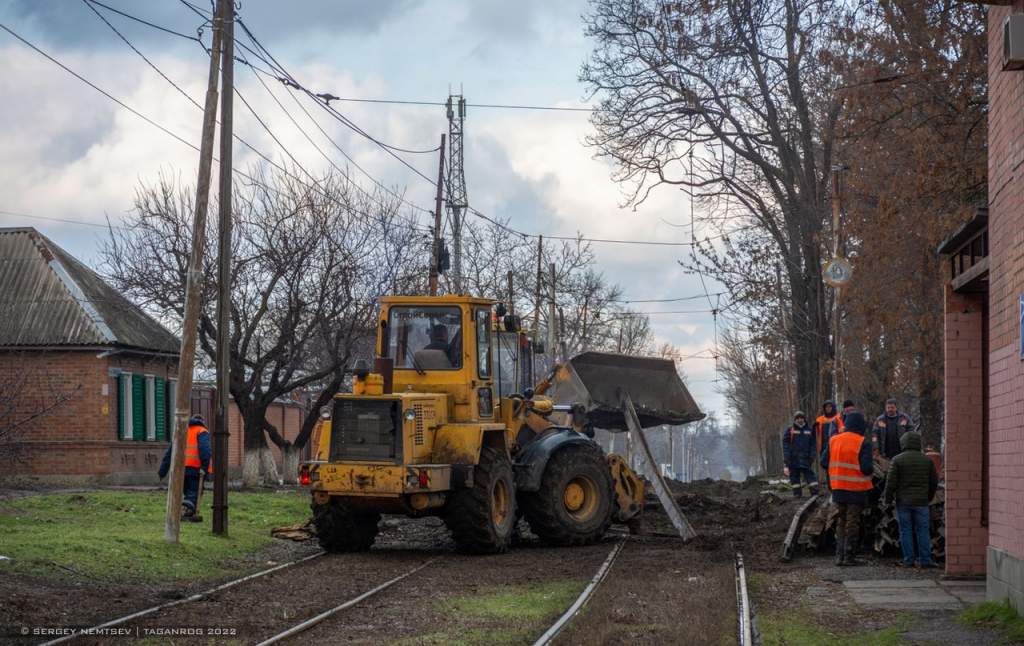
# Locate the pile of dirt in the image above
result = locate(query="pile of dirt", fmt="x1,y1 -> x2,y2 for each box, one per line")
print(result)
636,477 -> 800,568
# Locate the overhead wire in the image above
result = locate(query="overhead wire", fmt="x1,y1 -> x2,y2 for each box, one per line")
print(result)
82,2 -> 742,251
81,0 -> 433,234
8,5 -> 742,338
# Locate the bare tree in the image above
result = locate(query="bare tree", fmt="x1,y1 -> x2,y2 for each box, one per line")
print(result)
102,166 -> 422,484
0,357 -> 81,461
582,0 -> 861,411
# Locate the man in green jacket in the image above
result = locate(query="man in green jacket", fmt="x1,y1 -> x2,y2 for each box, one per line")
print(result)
883,431 -> 939,568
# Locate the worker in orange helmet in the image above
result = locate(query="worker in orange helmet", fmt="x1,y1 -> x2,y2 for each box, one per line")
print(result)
158,415 -> 212,522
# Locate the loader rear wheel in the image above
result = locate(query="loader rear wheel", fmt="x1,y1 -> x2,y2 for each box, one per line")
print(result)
443,446 -> 516,554
522,443 -> 613,546
312,499 -> 380,553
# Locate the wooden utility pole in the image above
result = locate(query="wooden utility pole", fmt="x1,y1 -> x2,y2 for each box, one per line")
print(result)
164,0 -> 223,544
532,236 -> 544,380
548,263 -> 557,364
506,271 -> 515,315
213,0 -> 234,536
428,134 -> 446,296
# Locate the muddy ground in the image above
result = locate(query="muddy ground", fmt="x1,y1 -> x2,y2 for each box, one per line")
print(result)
1,480 -> 793,645
6,479 -> 1003,645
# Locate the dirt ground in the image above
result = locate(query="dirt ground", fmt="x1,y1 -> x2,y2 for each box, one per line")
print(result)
6,479 -> 1008,645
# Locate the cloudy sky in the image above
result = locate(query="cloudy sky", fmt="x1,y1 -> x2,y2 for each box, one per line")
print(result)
0,0 -> 728,417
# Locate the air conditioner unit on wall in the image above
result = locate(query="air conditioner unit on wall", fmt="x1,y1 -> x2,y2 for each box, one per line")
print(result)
1004,14 -> 1024,71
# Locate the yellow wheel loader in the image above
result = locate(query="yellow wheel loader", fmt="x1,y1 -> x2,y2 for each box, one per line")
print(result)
300,294 -> 703,553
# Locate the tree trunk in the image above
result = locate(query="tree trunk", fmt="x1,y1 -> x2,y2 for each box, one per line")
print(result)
259,444 -> 281,486
242,448 -> 261,488
240,405 -> 270,487
281,445 -> 300,485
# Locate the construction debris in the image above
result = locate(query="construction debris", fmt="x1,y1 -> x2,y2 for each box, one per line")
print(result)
271,521 -> 315,541
797,455 -> 946,560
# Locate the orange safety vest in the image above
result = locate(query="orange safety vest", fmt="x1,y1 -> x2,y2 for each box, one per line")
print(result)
814,414 -> 843,453
184,424 -> 212,473
827,431 -> 872,491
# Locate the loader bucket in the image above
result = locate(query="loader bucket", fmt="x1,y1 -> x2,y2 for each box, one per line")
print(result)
549,351 -> 705,430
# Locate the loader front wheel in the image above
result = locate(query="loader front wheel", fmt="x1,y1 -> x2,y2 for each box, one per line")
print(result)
312,499 -> 380,553
522,443 -> 613,546
443,446 -> 516,554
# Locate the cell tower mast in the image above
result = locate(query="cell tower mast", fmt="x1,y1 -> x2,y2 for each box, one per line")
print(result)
446,93 -> 467,293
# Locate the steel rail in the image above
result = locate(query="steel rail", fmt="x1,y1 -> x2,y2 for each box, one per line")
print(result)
531,538 -> 627,646
254,557 -> 439,645
780,493 -> 820,562
735,552 -> 758,646
37,551 -> 325,646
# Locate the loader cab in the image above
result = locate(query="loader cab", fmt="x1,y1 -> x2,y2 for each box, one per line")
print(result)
380,295 -> 496,422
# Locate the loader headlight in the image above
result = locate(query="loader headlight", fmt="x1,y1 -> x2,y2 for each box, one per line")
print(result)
404,408 -> 417,422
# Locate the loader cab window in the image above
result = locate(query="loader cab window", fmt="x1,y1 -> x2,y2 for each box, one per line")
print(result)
388,306 -> 462,370
492,332 -> 518,398
475,308 -> 492,379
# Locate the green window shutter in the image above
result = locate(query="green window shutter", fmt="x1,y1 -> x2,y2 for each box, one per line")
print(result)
132,374 -> 145,441
167,380 -> 178,438
154,378 -> 167,441
116,375 -> 125,439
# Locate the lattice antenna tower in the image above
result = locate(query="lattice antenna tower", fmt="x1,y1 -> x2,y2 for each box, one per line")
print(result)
446,91 -> 467,292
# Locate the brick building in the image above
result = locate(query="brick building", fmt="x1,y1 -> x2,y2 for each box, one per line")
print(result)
0,228 -> 307,484
941,1 -> 1024,611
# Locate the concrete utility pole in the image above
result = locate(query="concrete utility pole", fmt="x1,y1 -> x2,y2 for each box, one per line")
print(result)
428,134 -> 446,296
830,165 -> 843,405
165,0 -> 224,543
213,0 -> 234,536
445,94 -> 467,293
532,235 -> 544,374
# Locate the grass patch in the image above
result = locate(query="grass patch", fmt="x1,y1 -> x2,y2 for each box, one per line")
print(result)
761,612 -> 910,646
393,580 -> 584,646
0,489 -> 309,583
959,600 -> 1024,644
445,580 -> 583,620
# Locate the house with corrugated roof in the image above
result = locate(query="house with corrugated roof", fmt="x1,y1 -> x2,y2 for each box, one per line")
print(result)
0,227 -> 309,484
0,227 -> 181,483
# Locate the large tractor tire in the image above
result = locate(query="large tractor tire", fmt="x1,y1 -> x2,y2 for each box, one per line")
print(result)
443,446 -> 516,554
522,442 -> 614,546
312,499 -> 380,553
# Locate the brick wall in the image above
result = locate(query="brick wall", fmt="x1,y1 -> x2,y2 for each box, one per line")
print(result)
2,350 -> 177,484
987,3 -> 1024,567
943,286 -> 988,575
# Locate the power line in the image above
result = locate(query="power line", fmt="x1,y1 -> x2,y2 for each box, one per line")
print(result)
80,2 -> 433,233
87,0 -> 203,42
0,22 -> 429,239
284,95 -> 596,113
0,209 -> 126,230
234,18 -> 438,182
75,3 -> 746,252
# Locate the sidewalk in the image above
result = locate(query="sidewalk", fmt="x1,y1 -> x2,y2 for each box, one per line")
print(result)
756,554 -> 1005,645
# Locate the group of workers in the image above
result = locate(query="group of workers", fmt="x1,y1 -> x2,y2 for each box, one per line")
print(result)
782,399 -> 941,568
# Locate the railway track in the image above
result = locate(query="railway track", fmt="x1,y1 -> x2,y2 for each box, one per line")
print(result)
34,537 -> 628,646
734,552 -> 759,646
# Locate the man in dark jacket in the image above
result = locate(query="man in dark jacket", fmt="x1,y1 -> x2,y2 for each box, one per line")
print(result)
873,398 -> 913,459
158,416 -> 211,522
883,431 -> 939,568
782,411 -> 818,498
822,411 -> 874,565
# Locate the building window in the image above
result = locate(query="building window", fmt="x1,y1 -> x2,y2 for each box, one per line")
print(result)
117,373 -> 174,441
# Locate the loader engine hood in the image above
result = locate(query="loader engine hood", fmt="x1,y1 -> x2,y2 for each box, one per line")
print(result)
549,351 -> 704,430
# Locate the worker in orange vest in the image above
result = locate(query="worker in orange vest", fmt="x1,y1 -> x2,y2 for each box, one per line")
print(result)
814,400 -> 843,455
158,416 -> 212,522
821,411 -> 874,566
